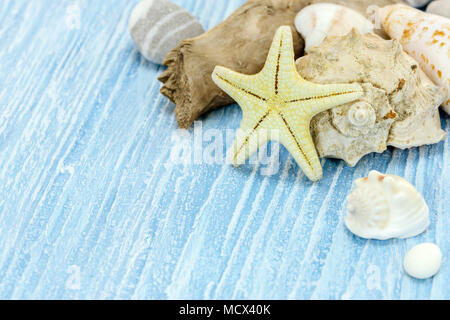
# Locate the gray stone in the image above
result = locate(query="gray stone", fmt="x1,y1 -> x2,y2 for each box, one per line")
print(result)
405,0 -> 432,7
426,0 -> 450,18
129,0 -> 204,64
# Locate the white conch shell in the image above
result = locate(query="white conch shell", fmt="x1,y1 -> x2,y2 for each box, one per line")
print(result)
297,30 -> 446,166
295,3 -> 374,53
377,4 -> 450,114
345,170 -> 430,240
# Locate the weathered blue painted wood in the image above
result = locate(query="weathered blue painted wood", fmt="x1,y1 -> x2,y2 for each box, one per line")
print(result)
0,0 -> 448,300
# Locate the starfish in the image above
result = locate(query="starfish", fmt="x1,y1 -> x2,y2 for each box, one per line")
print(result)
211,26 -> 364,181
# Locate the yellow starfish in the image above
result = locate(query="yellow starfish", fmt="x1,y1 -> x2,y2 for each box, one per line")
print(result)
212,26 -> 363,181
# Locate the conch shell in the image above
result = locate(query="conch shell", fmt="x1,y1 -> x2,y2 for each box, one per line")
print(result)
345,170 -> 430,240
377,4 -> 450,114
296,30 -> 446,166
295,3 -> 374,53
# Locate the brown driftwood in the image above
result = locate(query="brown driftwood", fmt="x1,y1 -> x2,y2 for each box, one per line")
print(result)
158,0 -> 403,128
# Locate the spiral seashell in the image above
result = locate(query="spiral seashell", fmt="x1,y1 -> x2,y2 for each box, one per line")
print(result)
346,102 -> 376,127
345,170 -> 430,240
330,95 -> 382,139
299,31 -> 446,167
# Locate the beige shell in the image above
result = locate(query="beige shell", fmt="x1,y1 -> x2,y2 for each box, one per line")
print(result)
296,30 -> 446,166
345,170 -> 430,240
389,64 -> 447,148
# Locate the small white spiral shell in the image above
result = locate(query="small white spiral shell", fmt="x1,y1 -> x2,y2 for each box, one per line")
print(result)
347,102 -> 376,128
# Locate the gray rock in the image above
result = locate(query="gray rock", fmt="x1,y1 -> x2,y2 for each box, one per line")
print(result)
405,0 -> 432,7
129,0 -> 204,64
426,0 -> 450,18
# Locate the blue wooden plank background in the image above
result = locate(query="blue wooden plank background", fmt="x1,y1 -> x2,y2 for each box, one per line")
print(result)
0,0 -> 448,300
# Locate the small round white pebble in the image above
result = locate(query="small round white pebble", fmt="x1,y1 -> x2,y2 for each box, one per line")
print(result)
404,243 -> 442,279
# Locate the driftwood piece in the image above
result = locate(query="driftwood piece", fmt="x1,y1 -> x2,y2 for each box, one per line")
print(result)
158,0 -> 403,128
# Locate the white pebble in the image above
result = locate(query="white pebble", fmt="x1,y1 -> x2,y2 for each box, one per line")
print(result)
404,243 -> 442,279
129,0 -> 204,64
426,0 -> 450,18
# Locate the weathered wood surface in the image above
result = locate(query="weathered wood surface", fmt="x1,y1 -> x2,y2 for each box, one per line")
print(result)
0,0 -> 447,299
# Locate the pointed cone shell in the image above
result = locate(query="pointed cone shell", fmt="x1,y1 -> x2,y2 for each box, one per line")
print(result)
345,170 -> 430,240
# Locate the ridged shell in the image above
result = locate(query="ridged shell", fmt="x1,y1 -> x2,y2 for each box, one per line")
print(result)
377,4 -> 450,114
295,3 -> 374,53
129,0 -> 204,64
345,170 -> 430,240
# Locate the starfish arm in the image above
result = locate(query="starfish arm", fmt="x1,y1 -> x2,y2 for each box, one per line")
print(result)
212,66 -> 268,106
270,113 -> 323,181
228,111 -> 272,165
284,82 -> 364,116
259,26 -> 301,97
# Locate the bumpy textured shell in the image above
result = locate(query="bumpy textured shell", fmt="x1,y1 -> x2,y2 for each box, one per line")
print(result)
296,30 -> 446,166
345,170 -> 430,240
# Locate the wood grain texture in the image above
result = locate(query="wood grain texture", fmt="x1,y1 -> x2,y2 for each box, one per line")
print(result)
0,0 -> 447,299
